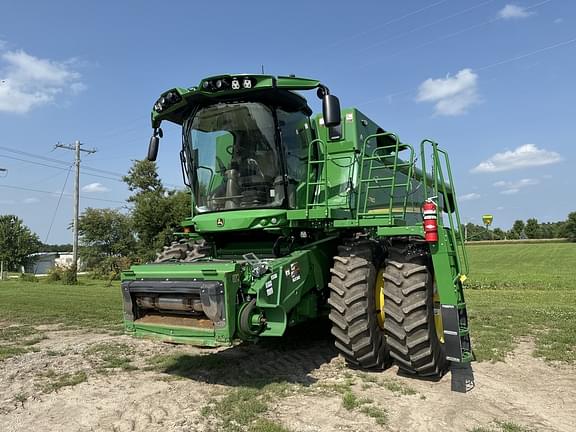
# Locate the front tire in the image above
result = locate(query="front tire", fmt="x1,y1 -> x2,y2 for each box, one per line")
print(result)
155,240 -> 209,263
328,243 -> 390,369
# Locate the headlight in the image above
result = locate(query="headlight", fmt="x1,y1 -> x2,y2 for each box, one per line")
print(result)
199,77 -> 255,93
153,91 -> 182,113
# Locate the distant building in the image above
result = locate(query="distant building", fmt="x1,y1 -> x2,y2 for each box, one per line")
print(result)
25,252 -> 81,274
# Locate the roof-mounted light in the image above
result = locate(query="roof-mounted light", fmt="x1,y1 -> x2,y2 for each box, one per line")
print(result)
200,76 -> 255,92
153,90 -> 182,113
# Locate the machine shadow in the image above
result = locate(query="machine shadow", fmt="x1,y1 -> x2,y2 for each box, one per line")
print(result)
395,362 -> 476,390
155,319 -> 338,387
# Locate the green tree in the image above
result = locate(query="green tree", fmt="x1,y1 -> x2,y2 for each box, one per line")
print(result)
78,208 -> 135,260
511,220 -> 525,237
123,160 -> 191,260
524,218 -> 540,239
0,215 -> 41,272
506,229 -> 519,240
123,159 -> 163,195
492,228 -> 505,240
464,223 -> 491,241
40,243 -> 73,252
539,221 -> 565,239
564,212 -> 576,242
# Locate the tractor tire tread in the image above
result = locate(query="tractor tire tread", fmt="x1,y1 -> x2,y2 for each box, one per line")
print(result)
328,243 -> 391,370
383,246 -> 448,378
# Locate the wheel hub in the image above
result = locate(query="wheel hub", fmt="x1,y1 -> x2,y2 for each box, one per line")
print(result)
375,268 -> 385,329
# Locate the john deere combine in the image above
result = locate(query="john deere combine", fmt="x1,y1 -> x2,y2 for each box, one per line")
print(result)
121,74 -> 472,377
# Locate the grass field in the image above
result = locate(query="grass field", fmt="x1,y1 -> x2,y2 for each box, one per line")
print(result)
465,242 -> 576,362
0,242 -> 574,364
0,279 -> 120,328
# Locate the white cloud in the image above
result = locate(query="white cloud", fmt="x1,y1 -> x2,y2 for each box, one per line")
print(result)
82,182 -> 109,193
554,18 -> 563,24
0,46 -> 84,114
501,189 -> 519,195
472,144 -> 562,173
498,4 -> 534,20
22,197 -> 40,204
493,178 -> 539,195
416,68 -> 479,116
460,192 -> 481,201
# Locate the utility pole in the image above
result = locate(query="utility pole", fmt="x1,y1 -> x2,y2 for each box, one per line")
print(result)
55,141 -> 96,278
0,168 -> 5,279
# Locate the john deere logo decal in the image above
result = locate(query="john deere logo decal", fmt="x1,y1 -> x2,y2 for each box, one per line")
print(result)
217,218 -> 225,227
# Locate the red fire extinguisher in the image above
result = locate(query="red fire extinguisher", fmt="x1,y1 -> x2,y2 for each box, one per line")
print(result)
422,198 -> 438,243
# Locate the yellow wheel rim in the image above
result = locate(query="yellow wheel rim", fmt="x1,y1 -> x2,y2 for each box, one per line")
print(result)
433,284 -> 444,344
375,268 -> 385,329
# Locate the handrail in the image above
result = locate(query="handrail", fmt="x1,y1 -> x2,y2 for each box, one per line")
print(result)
356,132 -> 415,224
305,138 -> 328,218
420,139 -> 469,279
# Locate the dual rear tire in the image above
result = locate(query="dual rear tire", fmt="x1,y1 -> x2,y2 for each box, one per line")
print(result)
328,243 -> 447,377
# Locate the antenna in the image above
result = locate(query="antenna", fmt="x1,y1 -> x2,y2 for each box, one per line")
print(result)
261,64 -> 265,74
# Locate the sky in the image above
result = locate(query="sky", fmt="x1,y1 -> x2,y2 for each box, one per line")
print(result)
0,0 -> 574,244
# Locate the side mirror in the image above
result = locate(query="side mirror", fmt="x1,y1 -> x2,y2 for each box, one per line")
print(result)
147,128 -> 163,161
147,136 -> 159,161
322,94 -> 341,127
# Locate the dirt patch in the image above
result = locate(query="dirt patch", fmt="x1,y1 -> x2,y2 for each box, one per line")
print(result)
0,328 -> 574,432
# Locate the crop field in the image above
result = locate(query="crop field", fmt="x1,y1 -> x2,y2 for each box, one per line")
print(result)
0,242 -> 574,432
465,242 -> 576,363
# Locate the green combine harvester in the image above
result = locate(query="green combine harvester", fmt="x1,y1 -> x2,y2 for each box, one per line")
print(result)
121,74 -> 472,377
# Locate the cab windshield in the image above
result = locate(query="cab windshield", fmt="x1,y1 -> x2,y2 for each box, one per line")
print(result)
185,102 -> 283,212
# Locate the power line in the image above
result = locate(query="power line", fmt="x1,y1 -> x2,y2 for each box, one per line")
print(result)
0,146 -> 127,178
0,153 -> 124,182
44,165 -> 72,244
358,0 -> 554,70
0,145 -> 183,189
355,35 -> 576,107
358,0 -> 498,53
330,0 -> 451,47
0,183 -> 128,204
0,146 -> 71,166
475,36 -> 576,72
22,169 -> 71,187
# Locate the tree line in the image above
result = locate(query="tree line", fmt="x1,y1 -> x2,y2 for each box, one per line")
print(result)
465,215 -> 576,241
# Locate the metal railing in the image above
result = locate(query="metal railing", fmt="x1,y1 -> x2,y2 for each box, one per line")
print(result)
355,132 -> 415,224
420,139 -> 469,279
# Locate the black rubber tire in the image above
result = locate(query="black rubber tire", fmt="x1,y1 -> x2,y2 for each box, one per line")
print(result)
383,255 -> 448,378
155,240 -> 209,263
328,243 -> 391,370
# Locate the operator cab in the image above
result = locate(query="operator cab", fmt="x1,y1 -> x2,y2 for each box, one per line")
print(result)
183,92 -> 314,213
148,74 -> 341,215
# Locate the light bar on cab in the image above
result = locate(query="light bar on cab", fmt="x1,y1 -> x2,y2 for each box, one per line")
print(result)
200,76 -> 255,92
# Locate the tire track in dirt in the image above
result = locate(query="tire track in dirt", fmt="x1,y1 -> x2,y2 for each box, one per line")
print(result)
0,326 -> 574,432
